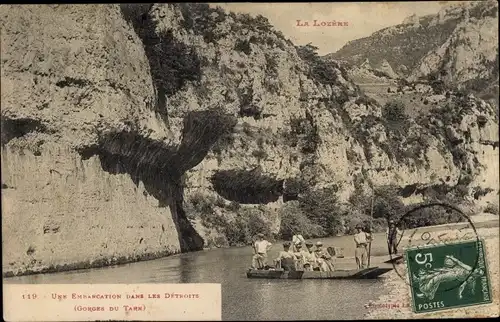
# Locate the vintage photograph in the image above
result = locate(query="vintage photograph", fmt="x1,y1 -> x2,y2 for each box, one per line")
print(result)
1,2 -> 499,320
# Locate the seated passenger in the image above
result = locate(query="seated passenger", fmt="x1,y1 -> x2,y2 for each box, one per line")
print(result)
303,241 -> 317,271
293,243 -> 306,271
274,241 -> 297,271
314,241 -> 335,272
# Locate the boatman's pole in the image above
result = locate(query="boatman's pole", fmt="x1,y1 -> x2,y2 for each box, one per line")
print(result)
367,194 -> 374,268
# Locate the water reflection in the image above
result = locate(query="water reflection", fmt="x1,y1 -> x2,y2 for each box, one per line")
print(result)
179,255 -> 195,283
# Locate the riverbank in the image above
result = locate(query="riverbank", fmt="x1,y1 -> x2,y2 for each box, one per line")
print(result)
364,215 -> 499,319
3,234 -> 387,321
1,248 -> 184,278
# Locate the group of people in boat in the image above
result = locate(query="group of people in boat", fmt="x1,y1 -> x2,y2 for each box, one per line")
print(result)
252,220 -> 402,271
251,233 -> 335,271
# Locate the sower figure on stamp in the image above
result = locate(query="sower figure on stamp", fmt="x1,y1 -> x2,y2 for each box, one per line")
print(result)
354,224 -> 373,269
386,219 -> 401,255
412,255 -> 485,301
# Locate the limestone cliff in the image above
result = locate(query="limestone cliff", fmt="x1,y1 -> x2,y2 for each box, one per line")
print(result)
336,58 -> 398,83
0,4 -> 214,276
375,59 -> 399,79
409,2 -> 499,97
1,4 -> 498,276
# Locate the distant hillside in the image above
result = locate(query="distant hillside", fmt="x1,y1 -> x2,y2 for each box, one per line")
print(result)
328,0 -> 498,100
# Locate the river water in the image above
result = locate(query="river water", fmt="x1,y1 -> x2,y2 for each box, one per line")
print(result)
4,233 -> 393,320
5,216 -> 495,319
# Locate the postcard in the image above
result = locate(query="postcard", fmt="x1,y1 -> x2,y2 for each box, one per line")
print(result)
1,2 -> 498,321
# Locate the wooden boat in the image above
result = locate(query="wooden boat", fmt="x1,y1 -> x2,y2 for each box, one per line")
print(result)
246,255 -> 403,280
246,267 -> 392,279
381,254 -> 403,264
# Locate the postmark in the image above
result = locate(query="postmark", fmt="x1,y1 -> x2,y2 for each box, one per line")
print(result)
389,202 -> 481,284
405,239 -> 492,314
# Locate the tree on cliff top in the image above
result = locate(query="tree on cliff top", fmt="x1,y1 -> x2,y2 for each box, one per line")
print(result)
296,43 -> 340,86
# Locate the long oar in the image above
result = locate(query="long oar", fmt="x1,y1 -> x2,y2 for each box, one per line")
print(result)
365,223 -> 373,268
367,195 -> 374,268
367,238 -> 372,268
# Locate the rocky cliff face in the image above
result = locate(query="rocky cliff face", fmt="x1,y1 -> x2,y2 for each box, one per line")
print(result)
337,58 -> 398,83
409,2 -> 499,94
328,0 -> 498,96
1,4 -> 498,275
1,4 -> 208,276
134,4 -> 497,245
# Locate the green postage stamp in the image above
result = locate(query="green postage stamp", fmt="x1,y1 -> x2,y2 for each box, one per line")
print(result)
405,239 -> 492,314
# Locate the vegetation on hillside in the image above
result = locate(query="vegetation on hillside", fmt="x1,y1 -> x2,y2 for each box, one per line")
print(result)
337,99 -> 431,167
416,91 -> 496,183
297,44 -> 350,86
120,4 -> 202,118
186,175 -> 475,247
119,4 -> 496,249
284,112 -> 320,154
297,44 -> 338,86
178,3 -> 292,49
462,52 -> 499,107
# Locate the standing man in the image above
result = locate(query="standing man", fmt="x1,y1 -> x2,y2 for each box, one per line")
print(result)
354,224 -> 373,269
386,219 -> 401,255
251,233 -> 272,269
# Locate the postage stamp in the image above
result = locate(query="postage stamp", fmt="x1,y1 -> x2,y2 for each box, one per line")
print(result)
405,239 -> 492,314
390,202 -> 481,284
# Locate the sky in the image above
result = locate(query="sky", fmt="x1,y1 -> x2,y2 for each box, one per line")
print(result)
213,2 -> 466,55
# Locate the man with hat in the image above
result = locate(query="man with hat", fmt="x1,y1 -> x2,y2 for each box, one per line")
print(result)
354,224 -> 373,269
274,241 -> 297,271
251,233 -> 272,269
303,241 -> 317,271
386,219 -> 401,255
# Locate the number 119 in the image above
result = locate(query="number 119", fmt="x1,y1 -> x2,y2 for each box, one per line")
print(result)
22,294 -> 37,300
